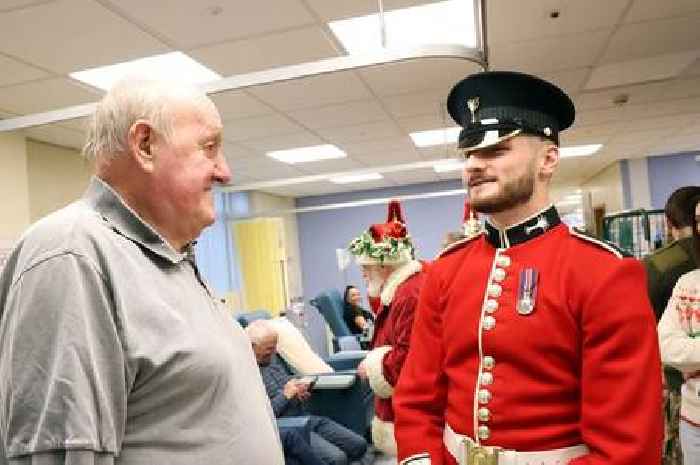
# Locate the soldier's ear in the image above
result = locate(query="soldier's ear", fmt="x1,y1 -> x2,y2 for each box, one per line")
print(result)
539,142 -> 559,178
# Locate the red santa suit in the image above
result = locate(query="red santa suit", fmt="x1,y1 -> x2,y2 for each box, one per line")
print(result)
364,259 -> 424,454
348,200 -> 427,455
393,206 -> 663,465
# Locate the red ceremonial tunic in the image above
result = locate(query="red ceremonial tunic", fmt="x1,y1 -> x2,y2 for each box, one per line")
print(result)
393,206 -> 663,465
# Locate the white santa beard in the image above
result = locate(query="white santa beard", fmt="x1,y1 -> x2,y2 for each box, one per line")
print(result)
367,277 -> 384,297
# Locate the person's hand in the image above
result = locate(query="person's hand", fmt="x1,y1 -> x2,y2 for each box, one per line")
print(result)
297,382 -> 312,401
283,380 -> 303,399
356,360 -> 368,380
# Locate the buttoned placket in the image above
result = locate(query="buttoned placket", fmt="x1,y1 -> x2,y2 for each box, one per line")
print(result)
473,249 -> 511,445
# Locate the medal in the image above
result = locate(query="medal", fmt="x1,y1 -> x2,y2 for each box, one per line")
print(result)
517,268 -> 539,315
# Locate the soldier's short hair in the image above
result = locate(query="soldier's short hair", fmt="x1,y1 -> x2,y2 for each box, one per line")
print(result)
665,186 -> 700,229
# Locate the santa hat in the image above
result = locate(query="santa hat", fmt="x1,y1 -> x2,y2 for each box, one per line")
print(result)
463,199 -> 483,238
348,199 -> 414,266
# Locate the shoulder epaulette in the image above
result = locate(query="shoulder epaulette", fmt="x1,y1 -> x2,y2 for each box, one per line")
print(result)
435,233 -> 482,259
569,227 -> 629,258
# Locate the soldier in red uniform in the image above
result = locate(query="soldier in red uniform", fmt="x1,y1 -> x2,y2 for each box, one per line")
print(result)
393,71 -> 663,465
349,200 -> 426,456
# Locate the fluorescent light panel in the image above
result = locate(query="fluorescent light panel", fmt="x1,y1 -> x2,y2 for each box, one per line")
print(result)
267,144 -> 347,164
433,159 -> 464,173
70,51 -> 221,91
329,0 -> 477,55
410,127 -> 461,147
560,144 -> 603,158
330,173 -> 383,184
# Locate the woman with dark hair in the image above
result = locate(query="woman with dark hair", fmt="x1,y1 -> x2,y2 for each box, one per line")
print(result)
659,193 -> 700,465
342,285 -> 374,336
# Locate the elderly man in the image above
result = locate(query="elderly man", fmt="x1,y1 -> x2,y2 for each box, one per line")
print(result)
246,320 -> 369,465
393,71 -> 662,465
0,78 -> 283,464
348,200 -> 426,456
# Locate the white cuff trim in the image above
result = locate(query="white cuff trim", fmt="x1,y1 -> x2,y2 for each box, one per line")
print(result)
365,345 -> 394,398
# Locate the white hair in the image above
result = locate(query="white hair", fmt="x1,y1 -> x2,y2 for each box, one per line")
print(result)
245,320 -> 277,345
82,76 -> 216,161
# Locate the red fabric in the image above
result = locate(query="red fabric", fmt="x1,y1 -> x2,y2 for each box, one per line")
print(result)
393,225 -> 663,465
368,296 -> 381,315
371,269 -> 426,423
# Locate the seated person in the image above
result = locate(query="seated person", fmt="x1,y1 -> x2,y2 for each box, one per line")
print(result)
246,320 -> 371,465
342,285 -> 374,336
280,428 -> 326,465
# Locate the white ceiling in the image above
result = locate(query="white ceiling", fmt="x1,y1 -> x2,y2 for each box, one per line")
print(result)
1,0 -> 699,198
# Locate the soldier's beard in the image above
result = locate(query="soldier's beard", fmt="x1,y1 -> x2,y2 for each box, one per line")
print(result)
468,166 -> 536,214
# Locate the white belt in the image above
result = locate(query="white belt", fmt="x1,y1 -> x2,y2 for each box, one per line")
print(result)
444,423 -> 588,465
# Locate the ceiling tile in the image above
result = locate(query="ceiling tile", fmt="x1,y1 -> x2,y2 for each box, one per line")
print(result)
223,114 -> 304,142
0,78 -> 101,114
316,120 -> 404,145
210,90 -> 273,121
238,131 -> 325,154
0,1 -> 57,12
249,72 -> 371,111
381,88 -> 448,119
0,54 -> 51,87
288,99 -> 389,130
342,137 -> 416,158
584,51 -> 700,89
396,114 -> 453,133
190,26 -> 338,76
0,0 -> 168,73
574,80 -> 669,112
360,58 -> 481,96
104,0 -> 315,49
232,155 -> 307,180
624,0 -> 700,24
416,144 -> 457,160
541,68 -> 590,97
223,142 -> 259,161
488,0 -> 628,45
383,170 -> 439,185
489,30 -> 611,74
600,13 -> 700,63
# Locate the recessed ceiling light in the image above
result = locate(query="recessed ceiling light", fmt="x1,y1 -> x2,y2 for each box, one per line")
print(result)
560,144 -> 603,158
433,159 -> 464,173
329,0 -> 478,55
267,144 -> 347,164
330,173 -> 383,184
410,127 -> 461,148
70,51 -> 221,91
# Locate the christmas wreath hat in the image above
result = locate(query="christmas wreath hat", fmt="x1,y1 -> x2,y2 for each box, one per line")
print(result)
348,199 -> 414,265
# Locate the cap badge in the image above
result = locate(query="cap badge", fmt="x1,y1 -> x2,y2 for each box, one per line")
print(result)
543,127 -> 552,137
467,97 -> 480,123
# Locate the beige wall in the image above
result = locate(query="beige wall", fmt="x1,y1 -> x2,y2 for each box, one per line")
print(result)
26,140 -> 92,222
581,161 -> 624,214
0,133 -> 30,242
249,191 -> 303,301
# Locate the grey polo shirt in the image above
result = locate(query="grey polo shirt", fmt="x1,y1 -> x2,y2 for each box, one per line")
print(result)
0,177 -> 283,465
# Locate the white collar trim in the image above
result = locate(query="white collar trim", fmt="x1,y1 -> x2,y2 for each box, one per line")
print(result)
380,260 -> 422,306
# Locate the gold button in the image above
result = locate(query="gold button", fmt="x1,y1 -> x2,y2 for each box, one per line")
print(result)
487,284 -> 502,298
495,255 -> 511,267
483,316 -> 496,331
483,356 -> 495,370
478,389 -> 491,404
492,268 -> 506,282
477,425 -> 490,440
484,299 -> 498,314
478,408 -> 490,422
480,372 -> 493,385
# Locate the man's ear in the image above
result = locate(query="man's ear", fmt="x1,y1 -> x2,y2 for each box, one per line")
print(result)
539,142 -> 559,179
128,120 -> 155,172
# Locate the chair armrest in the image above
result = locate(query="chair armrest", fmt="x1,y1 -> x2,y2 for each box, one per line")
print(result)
312,374 -> 356,390
326,350 -> 367,371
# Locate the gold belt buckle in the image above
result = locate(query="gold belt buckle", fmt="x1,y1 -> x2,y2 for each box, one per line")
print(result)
464,439 -> 500,465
